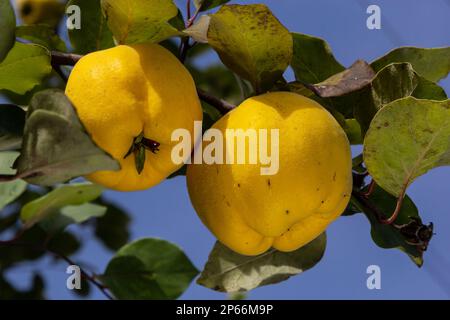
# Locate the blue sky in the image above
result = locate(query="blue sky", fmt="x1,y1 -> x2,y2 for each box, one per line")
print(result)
3,0 -> 450,299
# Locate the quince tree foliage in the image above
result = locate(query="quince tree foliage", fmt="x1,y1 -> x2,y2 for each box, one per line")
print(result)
0,0 -> 449,299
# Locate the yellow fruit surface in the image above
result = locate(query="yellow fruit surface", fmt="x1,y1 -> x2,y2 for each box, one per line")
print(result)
66,44 -> 202,191
187,92 -> 352,255
17,0 -> 64,27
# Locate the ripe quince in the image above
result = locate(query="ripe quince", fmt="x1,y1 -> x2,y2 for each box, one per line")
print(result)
66,44 -> 203,191
187,92 -> 352,256
17,0 -> 65,27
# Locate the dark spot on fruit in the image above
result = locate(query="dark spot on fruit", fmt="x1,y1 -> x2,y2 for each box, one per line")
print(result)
285,210 -> 290,215
321,200 -> 325,204
237,183 -> 241,188
384,122 -> 389,127
333,172 -> 336,181
316,187 -> 320,191
267,179 -> 271,187
226,201 -> 231,207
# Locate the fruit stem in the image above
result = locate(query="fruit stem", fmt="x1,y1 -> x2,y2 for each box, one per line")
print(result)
124,133 -> 161,175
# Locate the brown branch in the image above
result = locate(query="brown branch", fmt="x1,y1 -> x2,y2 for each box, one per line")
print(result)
49,249 -> 115,300
362,179 -> 376,198
197,88 -> 236,114
50,51 -> 82,66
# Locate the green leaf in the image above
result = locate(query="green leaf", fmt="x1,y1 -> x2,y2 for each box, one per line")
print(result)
0,104 -> 26,151
351,186 -> 426,266
103,238 -> 198,299
309,60 -> 375,98
101,0 -> 183,44
343,118 -> 363,145
0,151 -> 19,174
207,4 -> 293,93
354,63 -> 447,134
15,89 -> 120,186
16,25 -> 67,52
40,202 -> 107,232
371,47 -> 450,82
364,97 -> 450,197
194,0 -> 230,11
0,42 -> 52,94
291,33 -> 344,84
0,0 -> 16,63
0,151 -> 27,210
20,182 -> 103,228
94,198 -> 130,251
0,181 -> 27,211
67,0 -> 114,54
197,234 -> 326,293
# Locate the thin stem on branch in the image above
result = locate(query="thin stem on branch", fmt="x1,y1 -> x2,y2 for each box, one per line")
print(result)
0,230 -> 114,300
197,88 -> 236,114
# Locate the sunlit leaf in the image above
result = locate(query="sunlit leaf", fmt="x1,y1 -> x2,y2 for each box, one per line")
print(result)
371,46 -> 450,82
364,97 -> 450,197
0,42 -> 51,94
101,0 -> 182,44
354,63 -> 447,134
21,183 -> 103,228
194,0 -> 230,11
40,202 -> 107,232
207,4 -> 293,92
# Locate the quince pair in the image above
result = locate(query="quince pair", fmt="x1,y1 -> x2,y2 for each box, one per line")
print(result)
65,44 -> 352,256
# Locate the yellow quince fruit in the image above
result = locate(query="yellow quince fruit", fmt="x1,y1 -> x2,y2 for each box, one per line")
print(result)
66,44 -> 202,191
17,0 -> 65,27
187,92 -> 352,256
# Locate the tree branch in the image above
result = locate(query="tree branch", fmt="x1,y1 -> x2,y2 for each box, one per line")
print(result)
197,88 -> 236,114
51,51 -> 82,66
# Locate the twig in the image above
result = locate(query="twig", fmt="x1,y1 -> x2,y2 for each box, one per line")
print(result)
379,191 -> 405,225
51,51 -> 82,66
0,231 -> 114,300
49,250 -> 115,300
197,88 -> 236,114
179,1 -> 202,63
362,179 -> 376,198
